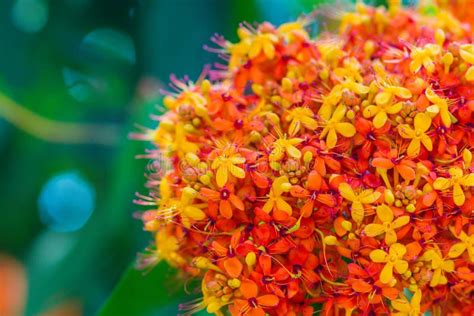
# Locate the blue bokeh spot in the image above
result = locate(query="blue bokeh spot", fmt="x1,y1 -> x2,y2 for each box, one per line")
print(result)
38,171 -> 95,232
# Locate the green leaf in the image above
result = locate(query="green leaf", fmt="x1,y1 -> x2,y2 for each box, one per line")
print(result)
98,262 -> 189,316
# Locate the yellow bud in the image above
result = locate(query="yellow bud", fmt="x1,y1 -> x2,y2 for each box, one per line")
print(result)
207,301 -> 222,313
324,235 -> 339,246
199,174 -> 211,185
194,104 -> 208,117
403,270 -> 412,278
183,123 -> 195,133
270,161 -> 281,171
201,79 -> 211,94
197,162 -> 208,171
408,283 -> 418,292
303,151 -> 313,164
193,256 -> 213,269
346,110 -> 355,120
348,232 -> 356,240
270,95 -> 281,104
384,189 -> 395,205
442,52 -> 454,73
463,148 -> 472,168
435,29 -> 445,46
406,204 -> 416,213
280,182 -> 292,192
282,77 -> 293,92
185,153 -> 200,167
227,278 -> 241,289
364,40 -> 375,58
249,131 -> 262,143
182,187 -> 198,199
245,252 -> 256,267
341,220 -> 352,231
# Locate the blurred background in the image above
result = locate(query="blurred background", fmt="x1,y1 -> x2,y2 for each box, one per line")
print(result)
0,0 -> 400,315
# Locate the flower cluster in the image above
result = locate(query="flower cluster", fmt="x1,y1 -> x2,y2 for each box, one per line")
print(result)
136,2 -> 474,315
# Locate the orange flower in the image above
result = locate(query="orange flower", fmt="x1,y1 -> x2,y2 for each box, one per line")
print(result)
231,279 -> 279,316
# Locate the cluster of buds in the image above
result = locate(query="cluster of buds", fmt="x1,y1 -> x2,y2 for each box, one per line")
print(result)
135,2 -> 474,315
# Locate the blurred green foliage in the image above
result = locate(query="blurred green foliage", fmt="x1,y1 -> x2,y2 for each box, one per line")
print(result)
0,0 -> 387,315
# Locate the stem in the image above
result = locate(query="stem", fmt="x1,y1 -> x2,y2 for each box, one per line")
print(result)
0,92 -> 120,146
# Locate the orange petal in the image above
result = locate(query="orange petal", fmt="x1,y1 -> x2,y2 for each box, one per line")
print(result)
220,200 -> 233,219
372,157 -> 394,169
290,185 -> 309,198
351,279 -> 373,293
257,295 -> 279,307
229,194 -> 245,211
307,170 -> 322,190
240,278 -> 258,299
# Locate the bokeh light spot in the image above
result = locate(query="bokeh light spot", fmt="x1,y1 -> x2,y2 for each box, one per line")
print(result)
11,0 -> 49,34
38,171 -> 95,232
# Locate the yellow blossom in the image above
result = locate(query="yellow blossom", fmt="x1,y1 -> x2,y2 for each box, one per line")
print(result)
398,112 -> 433,157
425,87 -> 454,127
269,135 -> 303,161
364,204 -> 410,245
433,167 -> 474,206
248,33 -> 279,60
157,123 -> 199,157
320,105 -> 356,149
409,43 -> 441,74
370,243 -> 409,284
391,289 -> 422,316
263,176 -> 292,215
286,107 -> 317,136
459,44 -> 474,81
421,249 -> 454,287
159,187 -> 206,228
448,229 -> 474,262
339,183 -> 381,225
211,150 -> 246,187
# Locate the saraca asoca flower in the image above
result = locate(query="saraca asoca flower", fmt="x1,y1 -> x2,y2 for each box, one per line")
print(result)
134,2 -> 474,315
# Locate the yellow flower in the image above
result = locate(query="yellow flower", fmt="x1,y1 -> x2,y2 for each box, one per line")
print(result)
269,135 -> 303,161
421,249 -> 454,287
391,289 -> 422,316
448,229 -> 474,262
398,112 -> 433,157
369,243 -> 409,284
459,44 -> 474,81
286,107 -> 317,136
363,83 -> 411,128
248,33 -> 279,60
155,230 -> 184,266
263,176 -> 292,215
156,123 -> 199,158
333,57 -> 363,82
320,105 -> 356,149
425,87 -> 454,128
211,150 -> 246,187
339,183 -> 381,225
364,204 -> 410,245
160,187 -> 206,228
433,167 -> 474,206
318,86 -> 342,121
409,43 -> 441,74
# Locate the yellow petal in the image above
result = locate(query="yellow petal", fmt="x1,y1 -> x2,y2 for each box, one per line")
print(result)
392,216 -> 410,229
380,262 -> 394,283
433,177 -> 451,190
229,165 -> 246,179
351,201 -> 365,224
407,138 -> 421,157
466,66 -> 474,81
231,156 -> 246,164
216,166 -> 228,187
184,206 -> 206,221
385,229 -> 398,245
386,101 -> 403,114
461,174 -> 474,186
453,183 -> 465,206
442,260 -> 455,272
389,243 -> 407,258
398,124 -> 415,139
414,112 -> 432,132
421,135 -> 433,152
392,298 -> 411,312
332,105 -> 347,121
411,289 -> 422,306
376,204 -> 394,222
276,198 -> 292,214
375,91 -> 391,105
373,111 -> 388,128
262,199 -> 274,213
410,59 -> 422,73
364,224 -> 385,237
286,145 -> 302,159
339,183 -> 356,201
363,105 -> 379,118
248,41 -> 262,59
335,123 -> 356,137
326,128 -> 338,149
460,44 -> 474,63
263,41 -> 275,59
393,87 -> 412,99
393,259 -> 408,274
440,108 -> 452,128
370,249 -> 387,263
359,190 -> 381,204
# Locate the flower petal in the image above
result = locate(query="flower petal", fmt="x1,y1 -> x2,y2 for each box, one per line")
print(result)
364,224 -> 385,237
376,204 -> 393,223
